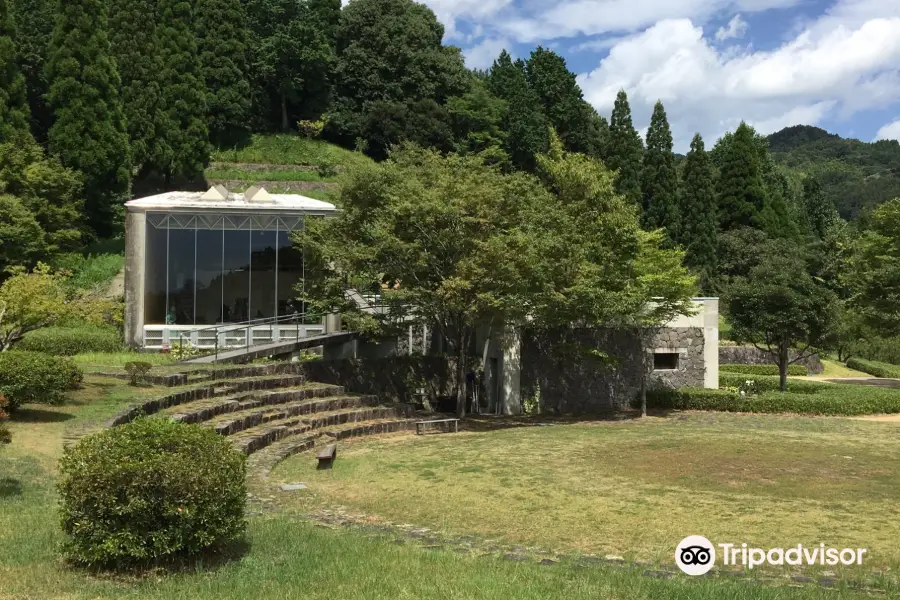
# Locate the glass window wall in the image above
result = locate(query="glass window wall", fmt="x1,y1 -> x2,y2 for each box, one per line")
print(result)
143,212 -> 309,325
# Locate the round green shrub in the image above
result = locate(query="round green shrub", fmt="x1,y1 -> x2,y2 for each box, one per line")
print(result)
18,325 -> 123,355
0,351 -> 82,411
58,419 -> 247,568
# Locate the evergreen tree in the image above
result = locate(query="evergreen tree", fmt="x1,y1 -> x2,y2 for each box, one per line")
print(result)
679,133 -> 718,290
309,0 -> 341,41
109,0 -> 163,172
488,51 -> 547,172
0,0 -> 30,143
607,90 -> 643,205
524,47 -> 595,155
155,0 -> 209,181
802,175 -> 839,239
714,122 -> 767,231
45,0 -> 131,238
641,100 -> 679,237
196,0 -> 251,146
10,0 -> 54,141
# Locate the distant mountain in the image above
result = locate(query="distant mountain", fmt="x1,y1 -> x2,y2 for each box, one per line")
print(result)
766,126 -> 900,221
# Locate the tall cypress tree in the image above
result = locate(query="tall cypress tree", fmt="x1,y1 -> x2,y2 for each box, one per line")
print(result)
607,89 -> 643,205
155,0 -> 209,181
641,100 -> 679,237
715,122 -> 766,231
45,0 -> 131,238
10,0 -> 54,142
802,175 -> 839,238
0,0 -> 31,143
679,133 -> 718,290
195,0 -> 251,146
109,0 -> 163,172
524,46 -> 594,155
488,50 -> 548,172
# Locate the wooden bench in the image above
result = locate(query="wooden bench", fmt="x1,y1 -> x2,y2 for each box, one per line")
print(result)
415,418 -> 459,435
316,444 -> 337,469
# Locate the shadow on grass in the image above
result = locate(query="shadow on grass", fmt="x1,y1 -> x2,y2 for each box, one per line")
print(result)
11,408 -> 76,423
460,410 -> 678,433
0,477 -> 22,497
72,538 -> 252,579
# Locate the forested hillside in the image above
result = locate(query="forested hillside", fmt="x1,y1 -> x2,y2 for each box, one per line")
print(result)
767,125 -> 900,221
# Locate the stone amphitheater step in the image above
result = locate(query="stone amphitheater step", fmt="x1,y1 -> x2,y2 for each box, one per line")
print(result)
208,394 -> 377,436
322,418 -> 418,441
164,383 -> 345,424
230,405 -> 415,455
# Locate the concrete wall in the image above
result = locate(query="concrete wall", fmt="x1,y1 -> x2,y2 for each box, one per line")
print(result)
124,210 -> 146,348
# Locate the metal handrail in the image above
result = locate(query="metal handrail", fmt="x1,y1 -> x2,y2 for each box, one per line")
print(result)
176,311 -> 324,366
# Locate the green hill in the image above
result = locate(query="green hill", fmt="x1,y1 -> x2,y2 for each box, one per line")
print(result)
767,125 -> 900,220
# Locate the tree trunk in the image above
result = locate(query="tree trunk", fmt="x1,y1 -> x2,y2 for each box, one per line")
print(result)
456,338 -> 467,418
779,343 -> 789,392
640,338 -> 648,417
281,92 -> 289,131
480,324 -> 492,414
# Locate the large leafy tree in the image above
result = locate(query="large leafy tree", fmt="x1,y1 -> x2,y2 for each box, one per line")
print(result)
109,0 -> 163,172
0,0 -> 30,143
606,90 -> 643,205
679,133 -> 718,290
195,0 -> 251,146
0,194 -> 45,272
726,245 -> 837,391
45,0 -> 131,238
247,0 -> 334,130
328,0 -> 468,150
488,51 -> 547,172
0,138 -> 83,254
155,0 -> 209,182
10,0 -> 54,141
0,263 -> 68,350
641,101 -> 679,238
524,47 -> 596,155
446,78 -> 508,168
850,198 -> 900,336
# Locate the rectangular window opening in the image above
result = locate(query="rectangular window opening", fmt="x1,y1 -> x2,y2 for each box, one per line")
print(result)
653,352 -> 680,371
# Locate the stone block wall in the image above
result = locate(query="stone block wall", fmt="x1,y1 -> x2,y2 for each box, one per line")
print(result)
719,345 -> 823,375
520,326 -> 706,414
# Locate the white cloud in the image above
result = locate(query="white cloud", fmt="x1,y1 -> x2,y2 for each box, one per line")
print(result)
463,38 -> 512,69
715,14 -> 748,41
875,120 -> 900,141
494,0 -> 801,42
576,14 -> 900,151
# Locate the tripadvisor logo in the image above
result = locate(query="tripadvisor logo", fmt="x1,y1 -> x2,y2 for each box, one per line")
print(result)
675,536 -> 868,575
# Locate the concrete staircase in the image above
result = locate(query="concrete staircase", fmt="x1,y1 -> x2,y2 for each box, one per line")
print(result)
103,363 -> 420,468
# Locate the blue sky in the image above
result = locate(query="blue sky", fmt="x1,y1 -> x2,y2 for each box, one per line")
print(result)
402,0 -> 900,152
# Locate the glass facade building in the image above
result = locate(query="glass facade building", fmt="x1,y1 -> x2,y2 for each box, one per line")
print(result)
144,212 -> 306,326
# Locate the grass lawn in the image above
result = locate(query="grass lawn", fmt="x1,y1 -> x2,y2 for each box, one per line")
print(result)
274,412 -> 900,580
204,167 -> 339,183
1,371 -> 896,599
71,351 -> 178,372
818,359 -> 870,378
210,135 -> 373,169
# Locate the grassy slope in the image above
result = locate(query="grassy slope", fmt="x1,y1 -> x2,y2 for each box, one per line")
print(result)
0,372 -> 890,599
274,413 -> 900,577
211,135 -> 373,169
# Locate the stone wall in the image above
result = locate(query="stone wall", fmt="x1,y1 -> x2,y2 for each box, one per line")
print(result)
302,355 -> 456,403
520,326 -> 706,414
719,345 -> 823,375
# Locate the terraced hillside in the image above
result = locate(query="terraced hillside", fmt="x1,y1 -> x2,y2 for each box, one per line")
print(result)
207,135 -> 375,199
89,363 -> 420,475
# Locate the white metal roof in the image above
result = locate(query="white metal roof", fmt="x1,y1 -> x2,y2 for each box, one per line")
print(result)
125,190 -> 337,214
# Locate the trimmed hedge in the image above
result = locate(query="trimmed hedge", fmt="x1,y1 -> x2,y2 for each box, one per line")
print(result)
846,357 -> 900,379
18,325 -> 123,356
648,383 -> 900,416
58,419 -> 247,568
0,351 -> 82,410
720,364 -> 807,376
719,372 -> 830,394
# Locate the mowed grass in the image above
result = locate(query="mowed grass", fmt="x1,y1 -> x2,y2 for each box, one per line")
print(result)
205,167 -> 338,183
0,376 -> 893,598
71,351 -> 178,372
211,135 -> 373,169
818,359 -> 870,378
274,413 -> 900,577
